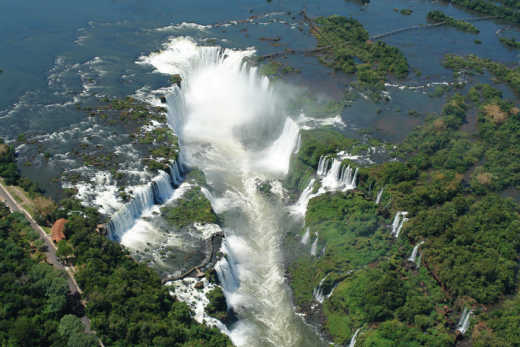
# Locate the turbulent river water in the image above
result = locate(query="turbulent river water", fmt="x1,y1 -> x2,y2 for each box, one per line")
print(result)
140,37 -> 323,346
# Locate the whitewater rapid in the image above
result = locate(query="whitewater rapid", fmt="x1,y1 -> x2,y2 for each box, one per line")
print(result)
140,36 -> 323,347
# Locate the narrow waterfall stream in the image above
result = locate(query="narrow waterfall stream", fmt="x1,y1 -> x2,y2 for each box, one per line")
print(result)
141,37 -> 324,347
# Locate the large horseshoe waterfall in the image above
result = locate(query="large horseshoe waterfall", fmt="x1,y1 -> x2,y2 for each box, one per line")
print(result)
141,37 -> 322,347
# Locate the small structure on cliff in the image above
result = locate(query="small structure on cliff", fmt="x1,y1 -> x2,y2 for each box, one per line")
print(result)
51,218 -> 68,243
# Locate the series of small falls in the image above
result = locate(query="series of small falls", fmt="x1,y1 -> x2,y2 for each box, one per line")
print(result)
107,160 -> 183,241
290,154 -> 359,217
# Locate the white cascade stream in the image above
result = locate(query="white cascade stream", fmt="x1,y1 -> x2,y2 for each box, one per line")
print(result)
456,308 -> 472,335
408,241 -> 425,264
290,154 -> 359,218
391,211 -> 409,238
301,227 -> 311,245
310,233 -> 319,257
349,328 -> 361,347
375,188 -> 384,205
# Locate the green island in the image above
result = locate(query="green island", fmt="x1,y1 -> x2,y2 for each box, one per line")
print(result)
398,8 -> 413,16
161,185 -> 218,228
443,54 -> 520,94
311,15 -> 409,95
499,36 -> 520,49
427,10 -> 480,33
442,0 -> 520,24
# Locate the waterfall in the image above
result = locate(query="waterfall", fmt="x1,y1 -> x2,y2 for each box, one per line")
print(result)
289,178 -> 316,217
140,36 -> 324,346
349,328 -> 361,347
339,165 -> 358,190
215,238 -> 241,304
313,274 -> 338,304
375,188 -> 384,205
257,117 -> 300,175
456,308 -> 472,335
301,227 -> 311,245
317,155 -> 331,176
391,211 -> 408,238
408,241 -> 424,264
108,162 -> 181,241
294,133 -> 302,154
312,274 -> 329,304
318,155 -> 358,191
310,234 -> 318,256
290,155 -> 358,218
169,159 -> 184,186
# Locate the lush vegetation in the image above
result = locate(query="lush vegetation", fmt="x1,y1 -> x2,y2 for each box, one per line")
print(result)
499,36 -> 520,49
161,185 -> 217,228
287,85 -> 520,344
51,197 -> 231,346
206,287 -> 229,322
0,203 -> 97,346
427,10 -> 480,33
444,54 -> 520,94
443,0 -> 520,24
312,15 -> 409,94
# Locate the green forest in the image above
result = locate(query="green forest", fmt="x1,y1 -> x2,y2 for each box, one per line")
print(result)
0,203 -> 97,347
287,81 -> 520,345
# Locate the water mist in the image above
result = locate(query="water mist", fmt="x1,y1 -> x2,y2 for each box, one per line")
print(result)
142,37 -> 324,347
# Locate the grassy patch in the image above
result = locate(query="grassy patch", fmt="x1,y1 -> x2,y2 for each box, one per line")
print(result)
161,186 -> 217,228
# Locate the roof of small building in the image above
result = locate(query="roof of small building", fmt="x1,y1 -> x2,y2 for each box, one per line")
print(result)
51,218 -> 68,243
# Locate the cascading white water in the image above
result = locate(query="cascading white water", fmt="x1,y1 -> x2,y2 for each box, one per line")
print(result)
391,211 -> 408,238
108,162 -> 181,241
290,155 -> 359,218
289,178 -> 316,216
310,234 -> 319,257
301,227 -> 311,245
456,308 -> 472,335
294,133 -> 302,154
349,328 -> 361,347
142,36 -> 324,347
318,155 -> 357,191
313,274 -> 329,304
408,241 -> 425,264
375,188 -> 384,205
